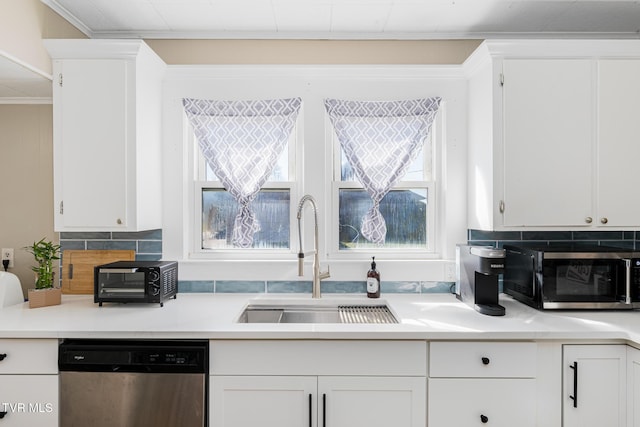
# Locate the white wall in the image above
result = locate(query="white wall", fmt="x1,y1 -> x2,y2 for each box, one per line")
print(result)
162,65 -> 467,282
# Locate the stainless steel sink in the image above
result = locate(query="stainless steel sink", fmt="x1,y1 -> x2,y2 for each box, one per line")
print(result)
236,301 -> 398,324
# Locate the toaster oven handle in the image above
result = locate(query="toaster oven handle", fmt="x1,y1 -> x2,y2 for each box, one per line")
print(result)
98,268 -> 139,274
625,259 -> 632,305
531,255 -> 537,300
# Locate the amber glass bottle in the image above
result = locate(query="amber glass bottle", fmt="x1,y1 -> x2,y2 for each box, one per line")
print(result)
366,257 -> 380,298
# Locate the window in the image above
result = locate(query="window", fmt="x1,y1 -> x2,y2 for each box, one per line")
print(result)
330,103 -> 441,255
185,97 -> 301,253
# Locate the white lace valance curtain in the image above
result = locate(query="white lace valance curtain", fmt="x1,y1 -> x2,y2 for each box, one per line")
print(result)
183,97 -> 302,248
325,97 -> 441,245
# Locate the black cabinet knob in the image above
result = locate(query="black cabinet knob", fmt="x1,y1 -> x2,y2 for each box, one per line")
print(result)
0,353 -> 6,361
481,357 -> 490,365
480,414 -> 489,423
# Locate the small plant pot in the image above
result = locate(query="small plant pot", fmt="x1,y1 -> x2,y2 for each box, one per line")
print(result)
28,287 -> 62,309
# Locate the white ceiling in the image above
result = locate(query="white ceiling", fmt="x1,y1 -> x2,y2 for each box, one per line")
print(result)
0,53 -> 52,103
42,0 -> 640,40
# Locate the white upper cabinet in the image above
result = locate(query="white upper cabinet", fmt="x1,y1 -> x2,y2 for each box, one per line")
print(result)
597,59 -> 640,227
44,40 -> 166,232
466,40 -> 640,230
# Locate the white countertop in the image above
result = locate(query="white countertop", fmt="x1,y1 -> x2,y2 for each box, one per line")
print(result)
1,293 -> 639,343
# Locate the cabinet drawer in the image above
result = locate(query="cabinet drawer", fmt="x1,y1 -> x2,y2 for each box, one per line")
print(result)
211,340 -> 427,376
430,341 -> 536,378
428,378 -> 536,427
0,340 -> 58,374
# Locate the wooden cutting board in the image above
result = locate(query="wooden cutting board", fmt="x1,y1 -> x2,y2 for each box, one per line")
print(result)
61,250 -> 135,294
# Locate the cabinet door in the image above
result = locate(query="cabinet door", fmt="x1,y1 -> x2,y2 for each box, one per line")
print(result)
629,347 -> 640,427
0,375 -> 58,427
502,59 -> 593,227
563,345 -> 626,427
318,376 -> 426,427
54,59 -> 129,229
429,378 -> 536,427
597,59 -> 640,227
210,376 -> 317,427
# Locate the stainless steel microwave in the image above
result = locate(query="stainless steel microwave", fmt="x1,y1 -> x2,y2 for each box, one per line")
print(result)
94,261 -> 178,307
503,244 -> 640,310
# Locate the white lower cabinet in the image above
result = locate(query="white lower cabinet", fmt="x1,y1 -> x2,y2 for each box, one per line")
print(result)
0,339 -> 59,427
628,347 -> 640,427
0,375 -> 58,427
428,341 -> 538,427
210,375 -> 426,427
429,378 -> 536,427
563,344 -> 626,427
209,340 -> 427,427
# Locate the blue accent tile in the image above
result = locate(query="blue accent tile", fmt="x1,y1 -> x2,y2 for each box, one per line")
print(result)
267,281 -> 312,293
467,240 -> 496,247
624,232 -> 636,240
522,231 -> 573,241
573,231 -> 624,240
87,240 -> 137,251
138,240 -> 162,254
113,229 -> 162,240
60,232 -> 111,240
179,280 -> 215,293
135,254 -> 162,261
381,281 -> 421,293
60,240 -> 86,251
601,241 -> 634,249
215,281 -> 266,293
322,281 -> 366,293
422,281 -> 455,293
468,230 -> 521,241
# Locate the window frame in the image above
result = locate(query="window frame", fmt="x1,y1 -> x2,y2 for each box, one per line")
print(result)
187,111 -> 302,260
328,108 -> 443,260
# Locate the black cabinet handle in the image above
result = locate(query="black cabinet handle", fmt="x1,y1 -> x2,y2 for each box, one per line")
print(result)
322,393 -> 327,427
308,394 -> 312,427
0,353 -> 6,361
569,361 -> 578,408
0,411 -> 7,419
481,357 -> 490,365
480,414 -> 489,423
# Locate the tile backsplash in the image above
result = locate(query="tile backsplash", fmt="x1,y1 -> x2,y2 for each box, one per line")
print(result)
59,229 -> 453,294
467,229 -> 639,249
59,230 -> 163,261
60,228 -> 632,295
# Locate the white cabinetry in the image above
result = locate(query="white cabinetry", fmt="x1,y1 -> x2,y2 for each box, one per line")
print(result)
0,339 -> 58,427
628,346 -> 640,427
44,40 -> 165,231
563,344 -> 626,427
209,340 -> 426,427
428,341 -> 537,427
466,40 -> 640,230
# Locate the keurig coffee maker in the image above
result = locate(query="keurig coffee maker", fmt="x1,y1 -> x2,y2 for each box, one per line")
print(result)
455,244 -> 506,316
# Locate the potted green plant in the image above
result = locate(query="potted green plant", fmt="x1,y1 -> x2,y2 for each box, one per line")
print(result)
24,237 -> 62,308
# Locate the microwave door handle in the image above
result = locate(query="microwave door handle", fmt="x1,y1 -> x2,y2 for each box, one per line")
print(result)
624,259 -> 632,305
99,268 -> 139,274
531,255 -> 536,300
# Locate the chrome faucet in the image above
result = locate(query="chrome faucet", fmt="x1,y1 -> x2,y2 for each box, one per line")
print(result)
297,195 -> 330,298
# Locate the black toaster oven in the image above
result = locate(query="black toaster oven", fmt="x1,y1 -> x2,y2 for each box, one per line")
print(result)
94,261 -> 178,307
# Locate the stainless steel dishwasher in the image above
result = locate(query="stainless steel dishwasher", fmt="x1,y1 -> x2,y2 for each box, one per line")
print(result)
59,339 -> 208,427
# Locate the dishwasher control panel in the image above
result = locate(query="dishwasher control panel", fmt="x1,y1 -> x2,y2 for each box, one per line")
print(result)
59,339 -> 208,373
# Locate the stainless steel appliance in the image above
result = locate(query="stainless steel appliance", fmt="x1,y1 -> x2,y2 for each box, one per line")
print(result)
504,244 -> 640,310
456,244 -> 506,316
94,261 -> 178,307
59,339 -> 208,427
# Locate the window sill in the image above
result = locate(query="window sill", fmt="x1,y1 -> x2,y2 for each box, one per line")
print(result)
176,257 -> 455,282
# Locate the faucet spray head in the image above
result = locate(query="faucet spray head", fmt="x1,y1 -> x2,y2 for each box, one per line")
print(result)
298,252 -> 304,276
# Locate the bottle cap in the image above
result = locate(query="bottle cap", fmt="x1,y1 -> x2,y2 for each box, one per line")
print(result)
371,256 -> 376,269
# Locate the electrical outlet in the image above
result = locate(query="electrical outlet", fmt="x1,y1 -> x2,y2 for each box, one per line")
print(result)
2,248 -> 14,268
